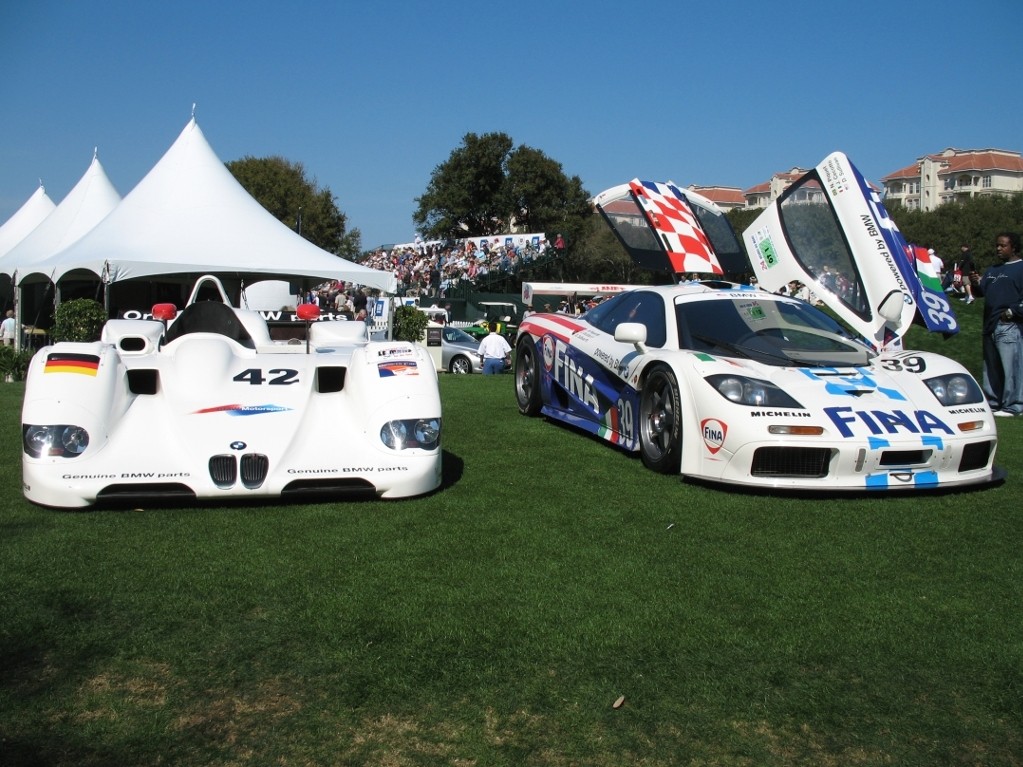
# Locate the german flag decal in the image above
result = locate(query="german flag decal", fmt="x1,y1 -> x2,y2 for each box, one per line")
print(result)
44,352 -> 100,376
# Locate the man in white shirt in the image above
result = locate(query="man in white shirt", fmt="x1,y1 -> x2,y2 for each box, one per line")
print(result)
477,322 -> 511,375
1,310 -> 17,346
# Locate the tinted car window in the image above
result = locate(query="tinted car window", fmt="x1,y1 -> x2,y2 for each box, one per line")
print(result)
588,291 -> 666,348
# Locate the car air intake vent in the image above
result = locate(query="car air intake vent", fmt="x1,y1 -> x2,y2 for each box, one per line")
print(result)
209,454 -> 237,488
879,449 -> 931,466
240,453 -> 269,488
317,366 -> 346,393
751,447 -> 832,478
959,440 -> 994,472
127,369 -> 159,395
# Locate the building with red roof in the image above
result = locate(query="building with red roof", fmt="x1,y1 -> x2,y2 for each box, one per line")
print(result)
881,148 -> 1023,211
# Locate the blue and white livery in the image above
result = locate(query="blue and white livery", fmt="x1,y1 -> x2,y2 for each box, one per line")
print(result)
514,153 -> 998,492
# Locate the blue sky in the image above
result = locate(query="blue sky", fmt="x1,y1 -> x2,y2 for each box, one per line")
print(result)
2,0 -> 1021,249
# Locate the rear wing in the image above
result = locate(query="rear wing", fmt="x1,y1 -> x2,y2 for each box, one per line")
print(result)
521,282 -> 637,306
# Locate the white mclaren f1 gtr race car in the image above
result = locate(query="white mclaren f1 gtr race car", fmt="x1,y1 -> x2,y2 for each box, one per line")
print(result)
22,275 -> 442,508
514,152 -> 1000,492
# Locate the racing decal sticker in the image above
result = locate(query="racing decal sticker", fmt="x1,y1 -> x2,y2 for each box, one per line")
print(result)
701,418 -> 727,454
378,361 -> 419,377
194,404 -> 292,416
597,406 -> 622,443
747,227 -> 779,271
377,345 -> 415,358
824,406 -> 953,438
738,301 -> 767,322
44,352 -> 100,376
546,335 -> 599,413
542,335 -> 557,370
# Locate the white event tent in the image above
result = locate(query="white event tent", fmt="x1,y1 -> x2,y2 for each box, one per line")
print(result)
22,117 -> 396,295
0,184 -> 56,261
0,152 -> 121,282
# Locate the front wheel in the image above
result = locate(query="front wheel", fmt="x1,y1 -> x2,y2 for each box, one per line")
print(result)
449,355 -> 472,375
515,336 -> 543,416
639,366 -> 683,473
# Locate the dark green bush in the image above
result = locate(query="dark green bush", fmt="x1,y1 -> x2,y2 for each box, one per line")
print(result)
52,299 -> 108,343
0,345 -> 34,381
392,305 -> 430,343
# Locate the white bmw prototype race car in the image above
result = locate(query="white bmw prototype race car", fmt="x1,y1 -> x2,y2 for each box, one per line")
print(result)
514,152 -> 999,491
22,275 -> 442,508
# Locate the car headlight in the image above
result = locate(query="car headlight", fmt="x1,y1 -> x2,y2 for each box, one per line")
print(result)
705,374 -> 804,408
23,424 -> 90,458
925,373 -> 983,406
379,418 -> 442,450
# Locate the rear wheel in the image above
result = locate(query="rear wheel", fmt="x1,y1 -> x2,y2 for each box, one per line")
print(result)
449,355 -> 472,375
515,337 -> 543,416
639,366 -> 683,473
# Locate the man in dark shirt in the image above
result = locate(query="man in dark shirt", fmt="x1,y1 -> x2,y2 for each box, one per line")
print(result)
979,232 -> 1023,416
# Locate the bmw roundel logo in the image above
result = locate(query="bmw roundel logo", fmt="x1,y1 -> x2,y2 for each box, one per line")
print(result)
230,441 -> 247,451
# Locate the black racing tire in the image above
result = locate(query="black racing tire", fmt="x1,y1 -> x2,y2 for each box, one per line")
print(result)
515,336 -> 543,416
639,365 -> 683,473
449,355 -> 472,375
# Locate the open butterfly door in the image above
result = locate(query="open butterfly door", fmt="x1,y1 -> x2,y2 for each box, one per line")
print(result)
742,151 -> 959,351
592,180 -> 748,280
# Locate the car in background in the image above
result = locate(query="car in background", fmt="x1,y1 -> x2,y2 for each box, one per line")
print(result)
441,325 -> 512,373
441,325 -> 483,374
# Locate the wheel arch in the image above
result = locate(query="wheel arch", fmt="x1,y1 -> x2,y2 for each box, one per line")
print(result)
635,356 -> 703,476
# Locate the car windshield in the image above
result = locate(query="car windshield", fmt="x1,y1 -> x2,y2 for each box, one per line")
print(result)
676,295 -> 873,367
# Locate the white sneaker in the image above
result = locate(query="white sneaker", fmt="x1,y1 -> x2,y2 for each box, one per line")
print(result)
994,410 -> 1019,417
965,297 -> 975,304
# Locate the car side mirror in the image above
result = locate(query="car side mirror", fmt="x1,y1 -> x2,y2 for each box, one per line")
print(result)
614,322 -> 648,352
877,290 -> 905,322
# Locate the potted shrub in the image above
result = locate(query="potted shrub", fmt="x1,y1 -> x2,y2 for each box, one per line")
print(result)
392,305 -> 430,343
52,298 -> 108,343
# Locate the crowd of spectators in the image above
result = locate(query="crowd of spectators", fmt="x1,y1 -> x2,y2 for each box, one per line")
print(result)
358,235 -> 552,298
295,234 -> 553,317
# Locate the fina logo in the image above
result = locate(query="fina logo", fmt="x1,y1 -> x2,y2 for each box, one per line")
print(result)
542,335 -> 556,370
701,418 -> 727,454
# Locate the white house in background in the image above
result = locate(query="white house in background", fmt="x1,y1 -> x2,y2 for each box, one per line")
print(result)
881,148 -> 1023,212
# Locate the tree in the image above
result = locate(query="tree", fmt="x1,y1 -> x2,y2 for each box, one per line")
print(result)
888,194 -> 1023,271
227,156 -> 362,260
554,213 -> 650,284
413,133 -> 591,251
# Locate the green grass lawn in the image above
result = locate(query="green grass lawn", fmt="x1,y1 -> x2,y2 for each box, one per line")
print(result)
2,303 -> 1022,766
